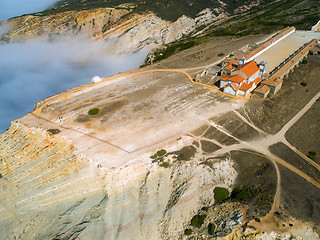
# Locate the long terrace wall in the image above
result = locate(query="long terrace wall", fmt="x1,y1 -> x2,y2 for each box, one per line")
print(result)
246,26 -> 296,62
269,39 -> 320,81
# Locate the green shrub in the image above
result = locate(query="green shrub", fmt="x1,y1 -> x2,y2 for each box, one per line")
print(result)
157,149 -> 167,157
88,108 -> 100,115
231,186 -> 253,201
0,173 -> 2,178
214,187 -> 229,202
190,214 -> 207,228
201,207 -> 209,212
150,154 -> 158,159
177,153 -> 185,160
307,155 -> 314,160
300,82 -> 307,87
184,229 -> 192,235
255,217 -> 261,222
217,53 -> 224,57
309,151 -> 316,156
301,59 -> 308,64
208,223 -> 215,235
160,162 -> 170,168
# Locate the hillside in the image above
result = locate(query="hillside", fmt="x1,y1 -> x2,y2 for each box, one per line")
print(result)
48,0 -> 261,22
205,0 -> 320,36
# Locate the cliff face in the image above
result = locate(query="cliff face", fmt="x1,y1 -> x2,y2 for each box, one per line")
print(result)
0,8 -> 226,53
0,122 -> 237,239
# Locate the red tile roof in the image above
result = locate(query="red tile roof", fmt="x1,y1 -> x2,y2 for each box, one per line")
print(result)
255,85 -> 270,94
225,64 -> 233,70
235,60 -> 259,77
231,82 -> 239,91
221,74 -> 245,84
251,77 -> 262,86
262,78 -> 283,87
239,82 -> 251,92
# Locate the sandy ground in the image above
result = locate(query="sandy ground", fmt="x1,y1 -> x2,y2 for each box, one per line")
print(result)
255,31 -> 320,73
20,69 -> 247,169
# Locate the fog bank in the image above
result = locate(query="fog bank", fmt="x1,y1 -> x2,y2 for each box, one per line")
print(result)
0,0 -> 59,21
0,37 -> 149,133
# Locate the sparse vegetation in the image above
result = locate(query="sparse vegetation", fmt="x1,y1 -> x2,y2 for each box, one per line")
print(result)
190,214 -> 207,228
309,151 -> 316,156
47,129 -> 61,134
184,229 -> 192,235
88,108 -> 100,115
231,186 -> 256,201
0,173 -> 2,178
214,187 -> 229,202
217,53 -> 224,57
177,153 -> 185,160
208,223 -> 215,235
143,40 -> 198,66
300,81 -> 307,87
201,206 -> 209,212
41,0 -> 260,22
159,161 -> 170,168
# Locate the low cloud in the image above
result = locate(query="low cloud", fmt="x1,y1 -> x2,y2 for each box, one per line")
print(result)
0,36 -> 149,133
0,25 -> 8,35
0,0 -> 59,21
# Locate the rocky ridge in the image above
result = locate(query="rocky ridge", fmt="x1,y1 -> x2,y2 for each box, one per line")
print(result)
0,7 -> 226,54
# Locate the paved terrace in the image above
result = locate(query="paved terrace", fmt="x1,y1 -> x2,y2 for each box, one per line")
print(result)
269,38 -> 320,81
255,31 -> 320,73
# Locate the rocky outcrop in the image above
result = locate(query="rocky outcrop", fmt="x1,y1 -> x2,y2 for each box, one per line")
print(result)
0,8 -> 130,42
0,8 -> 226,54
0,121 -> 237,239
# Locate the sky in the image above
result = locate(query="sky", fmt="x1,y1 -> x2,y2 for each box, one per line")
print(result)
0,0 -> 59,21
0,37 -> 148,133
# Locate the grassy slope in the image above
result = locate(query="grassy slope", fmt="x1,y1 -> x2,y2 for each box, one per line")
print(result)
207,0 -> 320,36
40,0 -> 255,21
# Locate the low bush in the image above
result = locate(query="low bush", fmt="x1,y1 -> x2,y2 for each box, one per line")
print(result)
159,162 -> 170,168
231,186 -> 254,201
208,223 -> 215,235
177,153 -> 185,160
255,217 -> 261,222
157,149 -> 167,157
190,214 -> 207,228
184,229 -> 192,235
201,206 -> 209,212
300,82 -> 307,87
150,154 -> 158,159
88,108 -> 100,115
214,187 -> 229,202
309,151 -> 316,156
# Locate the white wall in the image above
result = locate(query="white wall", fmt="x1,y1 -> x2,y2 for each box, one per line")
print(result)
248,71 -> 260,83
224,85 -> 237,96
